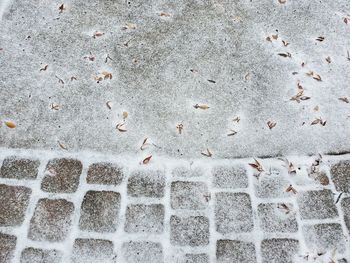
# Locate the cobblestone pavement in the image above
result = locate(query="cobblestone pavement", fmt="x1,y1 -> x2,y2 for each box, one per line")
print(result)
1,148 -> 350,263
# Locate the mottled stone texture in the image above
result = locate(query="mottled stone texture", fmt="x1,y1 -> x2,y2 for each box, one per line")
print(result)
172,167 -> 203,178
28,198 -> 74,242
261,239 -> 299,263
20,247 -> 63,263
127,170 -> 165,198
212,165 -> 248,189
0,233 -> 16,263
41,158 -> 82,193
122,241 -> 163,263
79,190 -> 121,232
0,156 -> 40,179
216,240 -> 256,263
341,197 -> 350,232
87,162 -> 123,185
171,181 -> 209,210
0,184 -> 31,226
331,160 -> 350,193
71,238 -> 115,263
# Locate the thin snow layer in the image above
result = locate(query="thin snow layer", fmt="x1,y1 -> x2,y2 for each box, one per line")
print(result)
0,0 -> 350,158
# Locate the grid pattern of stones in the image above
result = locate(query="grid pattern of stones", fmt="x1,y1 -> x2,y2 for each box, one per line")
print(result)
0,149 -> 350,263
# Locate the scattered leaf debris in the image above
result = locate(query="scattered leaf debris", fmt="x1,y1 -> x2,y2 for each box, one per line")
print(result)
316,36 -> 325,42
278,0 -> 286,4
122,22 -> 136,30
325,56 -> 331,63
58,4 -> 65,13
290,82 -> 311,103
93,31 -> 105,38
122,111 -> 128,120
84,52 -> 95,61
249,158 -> 264,173
335,192 -> 343,204
314,105 -> 319,111
277,203 -> 290,214
347,50 -> 350,61
95,71 -> 112,82
70,76 -> 77,81
142,155 -> 152,164
233,116 -> 240,123
282,40 -> 289,46
140,138 -> 148,150
306,71 -> 322,81
55,75 -> 64,84
106,101 -> 112,109
201,148 -> 212,157
116,123 -> 127,132
176,123 -> 183,134
4,121 -> 16,128
311,118 -> 326,126
267,120 -> 277,130
344,17 -> 349,24
286,184 -> 297,194
339,97 -> 349,103
159,11 -> 171,17
50,103 -> 60,110
105,54 -> 113,63
207,79 -> 216,83
278,52 -> 291,58
40,64 -> 48,71
194,104 -> 209,110
227,129 -> 237,136
58,141 -> 68,150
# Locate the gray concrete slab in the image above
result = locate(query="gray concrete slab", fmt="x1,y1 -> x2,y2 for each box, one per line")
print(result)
1,0 -> 350,158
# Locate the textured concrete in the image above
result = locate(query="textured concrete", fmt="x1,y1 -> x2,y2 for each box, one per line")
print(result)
0,0 -> 350,158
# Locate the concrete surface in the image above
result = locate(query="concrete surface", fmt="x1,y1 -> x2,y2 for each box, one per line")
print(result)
1,0 -> 350,158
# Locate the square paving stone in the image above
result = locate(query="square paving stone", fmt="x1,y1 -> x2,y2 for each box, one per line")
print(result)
184,253 -> 209,263
122,241 -> 163,263
0,233 -> 16,263
341,197 -> 350,232
28,198 -> 74,242
303,223 -> 346,253
41,158 -> 82,193
297,189 -> 338,220
212,165 -> 248,189
0,184 -> 31,226
216,240 -> 256,263
261,238 -> 299,263
331,160 -> 350,193
125,204 -> 164,233
127,170 -> 165,198
171,181 -> 209,210
170,215 -> 209,246
0,156 -> 40,180
254,175 -> 291,198
86,162 -> 123,185
215,192 -> 253,234
79,190 -> 120,233
20,247 -> 62,263
172,166 -> 203,177
258,203 -> 298,233
71,238 -> 115,263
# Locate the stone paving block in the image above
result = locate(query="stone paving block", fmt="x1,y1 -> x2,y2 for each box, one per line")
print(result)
254,175 -> 290,198
122,241 -> 163,263
215,192 -> 253,234
261,238 -> 299,263
170,215 -> 209,246
216,240 -> 256,263
303,223 -> 346,253
71,238 -> 115,263
86,162 -> 123,185
41,158 -> 82,193
258,203 -> 298,233
0,156 -> 40,179
0,233 -> 16,263
212,165 -> 248,189
125,204 -> 164,233
341,197 -> 350,232
28,198 -> 74,242
0,184 -> 31,226
297,189 -> 338,220
184,253 -> 209,263
171,181 -> 209,210
20,247 -> 62,263
331,160 -> 350,193
127,170 -> 165,198
79,190 -> 120,233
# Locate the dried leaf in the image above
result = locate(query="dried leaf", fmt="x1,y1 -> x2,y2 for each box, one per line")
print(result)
40,64 -> 48,71
58,3 -> 65,13
122,111 -> 128,119
267,120 -> 276,129
299,96 -> 311,101
344,17 -> 349,24
159,11 -> 171,17
314,105 -> 319,111
227,130 -> 237,136
142,155 -> 152,164
266,36 -> 272,42
50,103 -> 60,110
339,97 -> 349,103
55,75 -> 64,84
4,121 -> 16,128
278,0 -> 286,4
286,184 -> 297,194
58,141 -> 68,150
233,116 -> 240,123
93,31 -> 104,38
277,203 -> 290,214
348,50 -> 350,61
278,52 -> 291,58
325,56 -> 331,63
282,40 -> 289,46
176,123 -> 183,134
249,158 -> 264,172
313,73 -> 322,81
194,104 -> 210,110
311,118 -> 321,125
122,23 -> 136,30
316,36 -> 325,42
106,101 -> 112,109
272,34 -> 278,40
207,79 -> 216,83
116,123 -> 127,132
140,138 -> 148,150
71,76 -> 77,81
201,148 -> 212,157
101,71 -> 112,79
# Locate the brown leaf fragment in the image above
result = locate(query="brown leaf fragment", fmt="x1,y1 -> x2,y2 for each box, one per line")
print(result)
272,34 -> 278,40
233,116 -> 240,123
277,203 -> 290,214
201,148 -> 212,157
190,69 -> 198,73
249,158 -> 264,172
58,4 -> 65,13
325,56 -> 331,63
106,101 -> 112,109
311,118 -> 321,125
313,73 -> 322,81
121,23 -> 136,30
102,71 -> 112,79
4,121 -> 16,128
278,0 -> 286,4
300,96 -> 311,101
50,103 -> 60,110
244,72 -> 250,80
344,17 -> 349,24
282,40 -> 289,46
40,64 -> 48,71
142,155 -> 152,164
207,79 -> 216,83
348,50 -> 350,61
176,123 -> 183,134
93,31 -> 104,38
58,141 -> 68,150
316,36 -> 325,42
339,97 -> 349,103
286,184 -> 297,194
70,76 -> 77,81
84,52 -> 95,61
267,120 -> 276,129
116,123 -> 127,132
122,111 -> 128,120
194,104 -> 209,110
314,105 -> 319,111
278,52 -> 291,58
159,11 -> 171,17
301,62 -> 305,67
266,36 -> 272,42
227,130 -> 237,136
140,138 -> 148,150
105,54 -> 113,63
55,75 -> 64,84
